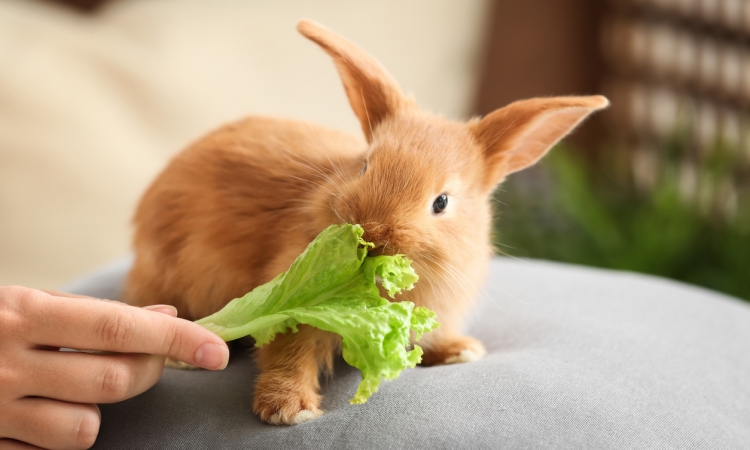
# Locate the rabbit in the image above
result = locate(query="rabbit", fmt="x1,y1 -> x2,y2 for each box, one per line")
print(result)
124,19 -> 608,425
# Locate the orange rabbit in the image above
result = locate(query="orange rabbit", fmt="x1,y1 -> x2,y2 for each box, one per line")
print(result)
124,19 -> 608,425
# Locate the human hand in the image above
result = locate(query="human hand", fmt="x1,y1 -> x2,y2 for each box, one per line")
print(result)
0,286 -> 229,449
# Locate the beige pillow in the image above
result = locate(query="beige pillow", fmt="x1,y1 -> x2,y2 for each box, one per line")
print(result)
0,0 -> 488,288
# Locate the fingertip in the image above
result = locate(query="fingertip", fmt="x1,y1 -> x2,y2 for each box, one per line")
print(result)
194,342 -> 230,370
76,404 -> 101,449
92,403 -> 102,420
142,304 -> 178,317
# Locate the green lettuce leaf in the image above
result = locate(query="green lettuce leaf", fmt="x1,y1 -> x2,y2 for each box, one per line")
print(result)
195,223 -> 439,403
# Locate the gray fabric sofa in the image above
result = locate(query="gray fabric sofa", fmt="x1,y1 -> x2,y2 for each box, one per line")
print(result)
62,257 -> 750,449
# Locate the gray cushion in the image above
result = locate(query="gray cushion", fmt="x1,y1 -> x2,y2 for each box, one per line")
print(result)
62,258 -> 750,449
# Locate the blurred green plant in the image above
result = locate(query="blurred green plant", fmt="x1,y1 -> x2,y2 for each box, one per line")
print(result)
493,138 -> 750,302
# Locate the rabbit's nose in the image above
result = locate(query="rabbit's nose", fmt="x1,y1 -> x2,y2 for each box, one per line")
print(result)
361,224 -> 392,253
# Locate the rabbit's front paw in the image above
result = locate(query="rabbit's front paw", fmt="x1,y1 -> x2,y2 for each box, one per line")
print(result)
255,397 -> 322,426
420,335 -> 486,366
253,375 -> 323,425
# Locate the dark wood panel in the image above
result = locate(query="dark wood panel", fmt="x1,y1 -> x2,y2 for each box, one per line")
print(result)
474,0 -> 606,112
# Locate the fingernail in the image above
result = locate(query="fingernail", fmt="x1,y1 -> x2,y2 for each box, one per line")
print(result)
143,304 -> 178,317
195,342 -> 229,370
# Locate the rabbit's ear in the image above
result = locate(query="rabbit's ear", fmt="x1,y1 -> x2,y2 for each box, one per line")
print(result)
470,96 -> 609,189
298,19 -> 412,142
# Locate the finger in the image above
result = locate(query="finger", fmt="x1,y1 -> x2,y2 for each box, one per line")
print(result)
20,350 -> 165,404
17,289 -> 228,370
40,293 -> 177,316
38,295 -> 177,317
0,398 -> 99,450
44,304 -> 175,353
39,290 -> 94,300
0,439 -> 43,450
141,304 -> 178,317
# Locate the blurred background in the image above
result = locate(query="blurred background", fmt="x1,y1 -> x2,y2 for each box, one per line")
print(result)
480,0 -> 750,303
1,0 -> 748,303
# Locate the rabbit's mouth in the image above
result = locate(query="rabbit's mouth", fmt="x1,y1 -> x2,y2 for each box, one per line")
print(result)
361,224 -> 395,253
367,245 -> 392,256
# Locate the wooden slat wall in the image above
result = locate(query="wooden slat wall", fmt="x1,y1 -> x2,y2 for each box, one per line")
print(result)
603,0 -> 750,153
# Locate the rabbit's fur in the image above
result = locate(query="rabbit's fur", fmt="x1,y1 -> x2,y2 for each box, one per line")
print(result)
124,19 -> 608,425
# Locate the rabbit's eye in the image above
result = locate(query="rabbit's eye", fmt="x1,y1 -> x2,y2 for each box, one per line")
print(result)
360,162 -> 367,175
432,194 -> 448,214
